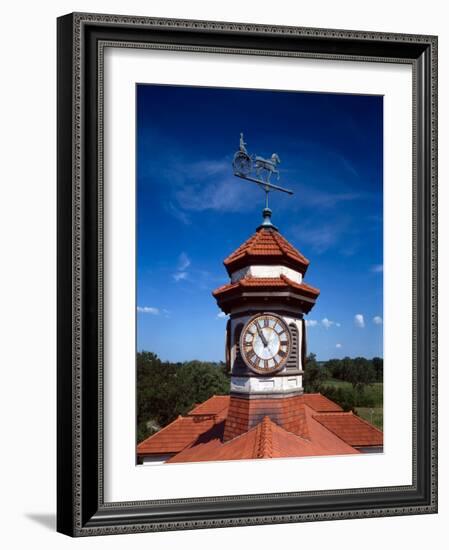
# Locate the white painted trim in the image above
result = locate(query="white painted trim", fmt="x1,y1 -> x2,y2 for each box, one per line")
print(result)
230,265 -> 302,283
231,375 -> 303,395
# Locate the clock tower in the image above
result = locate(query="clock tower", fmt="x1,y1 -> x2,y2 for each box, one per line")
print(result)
213,208 -> 320,441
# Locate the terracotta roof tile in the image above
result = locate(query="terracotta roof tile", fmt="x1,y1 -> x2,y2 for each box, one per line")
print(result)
188,395 -> 229,417
313,412 -> 383,446
137,416 -> 217,455
212,275 -> 320,300
167,415 -> 358,463
223,228 -> 309,275
301,393 -> 343,412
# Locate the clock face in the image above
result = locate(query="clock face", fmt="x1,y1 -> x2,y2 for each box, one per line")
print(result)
240,313 -> 291,374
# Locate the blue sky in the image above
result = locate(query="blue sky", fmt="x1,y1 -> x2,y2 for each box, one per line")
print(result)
136,84 -> 383,362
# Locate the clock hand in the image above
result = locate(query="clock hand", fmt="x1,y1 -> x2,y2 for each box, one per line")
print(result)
256,324 -> 269,347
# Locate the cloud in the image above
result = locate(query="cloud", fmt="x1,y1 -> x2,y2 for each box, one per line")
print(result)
290,218 -> 352,255
335,153 -> 359,178
307,318 -> 339,328
322,318 -> 340,329
354,314 -> 365,328
177,252 -> 191,271
175,176 -> 252,213
372,264 -> 383,273
295,182 -> 366,209
137,306 -> 159,315
373,315 -> 383,325
173,271 -> 188,282
336,343 -> 342,349
173,253 -> 190,281
166,157 -> 255,216
293,224 -> 343,254
166,202 -> 191,225
216,312 -> 227,319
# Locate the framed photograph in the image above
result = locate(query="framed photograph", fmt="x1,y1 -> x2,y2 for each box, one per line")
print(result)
57,12 -> 438,536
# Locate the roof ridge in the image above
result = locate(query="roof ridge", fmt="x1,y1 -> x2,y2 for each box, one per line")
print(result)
256,416 -> 274,458
313,411 -> 353,417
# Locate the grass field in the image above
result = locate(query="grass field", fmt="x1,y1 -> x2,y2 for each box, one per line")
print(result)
323,378 -> 383,405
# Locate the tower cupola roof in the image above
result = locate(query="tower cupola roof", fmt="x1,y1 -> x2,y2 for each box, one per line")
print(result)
223,227 -> 310,276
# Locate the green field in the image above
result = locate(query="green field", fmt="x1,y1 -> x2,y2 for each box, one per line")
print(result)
323,378 -> 383,404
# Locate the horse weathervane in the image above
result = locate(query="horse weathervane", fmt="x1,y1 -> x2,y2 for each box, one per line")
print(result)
232,133 -> 293,229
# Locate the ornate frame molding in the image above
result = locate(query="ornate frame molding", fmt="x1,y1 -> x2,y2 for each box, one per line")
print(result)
57,12 -> 437,536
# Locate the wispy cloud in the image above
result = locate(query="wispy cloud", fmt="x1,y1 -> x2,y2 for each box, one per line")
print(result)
336,343 -> 342,349
173,253 -> 191,282
291,222 -> 347,254
216,311 -> 227,319
373,315 -> 383,325
164,158 -> 255,218
354,314 -> 365,328
335,153 -> 359,178
306,318 -> 340,328
175,176 -> 251,213
173,271 -> 188,282
137,306 -> 159,315
166,202 -> 191,225
372,264 -> 383,273
178,252 -> 191,271
322,318 -> 340,329
292,180 -> 368,210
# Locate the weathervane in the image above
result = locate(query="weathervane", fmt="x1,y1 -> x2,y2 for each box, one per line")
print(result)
232,133 -> 293,229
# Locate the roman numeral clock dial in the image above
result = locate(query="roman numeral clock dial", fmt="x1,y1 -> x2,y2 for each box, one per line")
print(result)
240,314 -> 291,374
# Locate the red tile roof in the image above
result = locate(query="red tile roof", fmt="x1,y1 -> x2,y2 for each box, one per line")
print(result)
223,228 -> 310,275
167,415 -> 358,463
301,393 -> 343,412
188,395 -> 229,417
213,274 -> 319,300
313,412 -> 384,447
136,415 -> 218,455
137,394 -> 382,462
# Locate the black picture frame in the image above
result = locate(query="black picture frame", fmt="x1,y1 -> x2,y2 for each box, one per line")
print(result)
57,12 -> 438,537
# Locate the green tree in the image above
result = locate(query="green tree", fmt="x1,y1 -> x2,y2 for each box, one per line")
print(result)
320,386 -> 356,411
344,357 -> 376,394
372,357 -> 383,382
303,353 -> 328,392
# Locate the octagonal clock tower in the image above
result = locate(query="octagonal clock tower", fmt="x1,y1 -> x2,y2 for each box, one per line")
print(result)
213,208 -> 320,441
